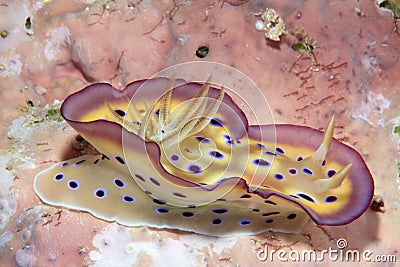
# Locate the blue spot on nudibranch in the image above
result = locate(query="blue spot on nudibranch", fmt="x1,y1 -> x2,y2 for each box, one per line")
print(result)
302,168 -> 313,175
240,220 -> 251,226
211,218 -> 223,225
170,154 -> 180,162
113,178 -> 125,188
173,192 -> 186,198
123,195 -> 135,203
296,156 -> 304,161
154,109 -> 160,117
264,151 -> 277,156
153,199 -> 166,205
288,168 -> 298,175
68,180 -> 79,190
212,208 -> 228,214
274,173 -> 284,180
195,136 -> 210,143
287,214 -> 297,220
54,173 -> 64,181
93,159 -> 100,165
150,177 -> 161,186
253,158 -> 270,166
225,140 -> 234,146
134,174 -> 145,182
264,200 -> 277,205
115,156 -> 125,164
297,193 -> 315,203
210,118 -> 224,126
262,211 -> 280,216
327,169 -> 337,178
275,147 -> 285,154
256,143 -> 266,148
325,196 -> 337,203
182,211 -> 195,217
73,159 -> 86,166
209,150 -> 224,159
114,109 -> 126,117
61,162 -> 68,167
188,164 -> 202,174
156,208 -> 170,213
101,154 -> 110,160
95,189 -> 106,198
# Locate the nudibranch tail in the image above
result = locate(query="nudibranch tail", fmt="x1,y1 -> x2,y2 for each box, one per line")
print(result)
248,122 -> 373,226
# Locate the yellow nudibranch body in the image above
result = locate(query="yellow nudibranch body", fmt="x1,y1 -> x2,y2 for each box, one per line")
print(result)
34,77 -> 374,236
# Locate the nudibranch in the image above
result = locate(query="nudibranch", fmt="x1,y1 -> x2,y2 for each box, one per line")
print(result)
34,77 -> 374,236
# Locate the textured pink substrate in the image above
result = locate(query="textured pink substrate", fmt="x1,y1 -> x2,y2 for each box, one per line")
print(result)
0,0 -> 399,266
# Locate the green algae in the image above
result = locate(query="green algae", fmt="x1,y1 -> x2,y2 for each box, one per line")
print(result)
379,0 -> 400,19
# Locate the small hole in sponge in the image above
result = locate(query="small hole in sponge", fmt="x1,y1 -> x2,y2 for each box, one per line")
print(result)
196,45 -> 209,58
